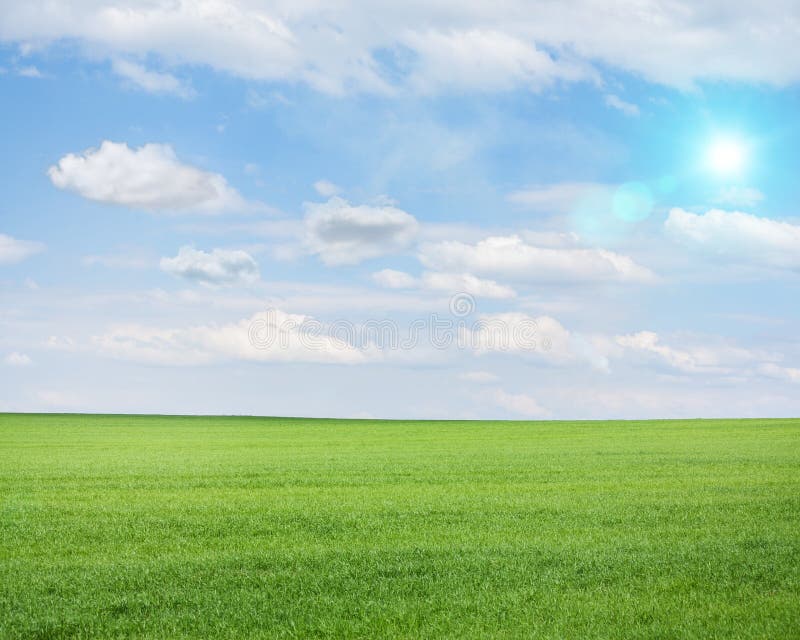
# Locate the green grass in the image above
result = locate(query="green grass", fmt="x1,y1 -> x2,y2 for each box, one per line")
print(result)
1,414 -> 799,639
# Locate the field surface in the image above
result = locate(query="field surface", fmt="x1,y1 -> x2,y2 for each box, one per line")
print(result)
1,414 -> 799,638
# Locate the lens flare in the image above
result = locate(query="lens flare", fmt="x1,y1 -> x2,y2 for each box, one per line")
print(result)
613,182 -> 654,222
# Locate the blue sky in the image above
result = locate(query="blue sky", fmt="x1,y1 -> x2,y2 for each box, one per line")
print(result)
1,1 -> 799,418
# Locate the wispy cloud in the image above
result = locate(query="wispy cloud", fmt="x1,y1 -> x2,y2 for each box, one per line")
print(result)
0,233 -> 44,264
604,94 -> 640,117
17,65 -> 43,78
2,2 -> 799,94
4,352 -> 32,366
713,186 -> 765,208
507,182 -> 611,214
112,59 -> 196,99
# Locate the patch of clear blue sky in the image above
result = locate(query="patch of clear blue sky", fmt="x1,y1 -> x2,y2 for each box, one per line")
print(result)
1,47 -> 799,298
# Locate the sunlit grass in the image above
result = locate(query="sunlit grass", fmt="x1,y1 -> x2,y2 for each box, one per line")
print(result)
1,414 -> 798,638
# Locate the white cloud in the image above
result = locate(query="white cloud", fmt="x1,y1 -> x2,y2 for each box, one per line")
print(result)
2,2 -> 798,94
304,197 -> 419,265
420,272 -> 516,299
759,363 -> 800,383
0,1 -> 386,95
44,336 -> 77,351
459,370 -> 498,383
403,29 -> 588,93
372,268 -> 516,298
490,389 -> 549,417
160,246 -> 260,286
48,141 -> 250,213
313,180 -> 341,197
665,208 -> 800,270
519,230 -> 582,248
17,65 -> 43,78
467,312 -> 568,354
372,269 -> 417,289
419,235 -> 655,284
0,233 -> 44,264
462,311 -> 612,372
246,89 -> 292,109
93,309 -> 370,365
604,94 -> 640,116
713,186 -> 765,208
4,352 -> 32,366
112,59 -> 195,99
507,182 -> 610,213
615,331 -> 770,375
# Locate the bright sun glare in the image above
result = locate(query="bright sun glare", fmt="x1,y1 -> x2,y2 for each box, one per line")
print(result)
707,138 -> 746,174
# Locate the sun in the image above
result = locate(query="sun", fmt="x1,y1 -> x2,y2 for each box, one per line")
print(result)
707,138 -> 746,174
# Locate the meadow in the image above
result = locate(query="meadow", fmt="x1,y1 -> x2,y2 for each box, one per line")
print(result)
0,413 -> 798,638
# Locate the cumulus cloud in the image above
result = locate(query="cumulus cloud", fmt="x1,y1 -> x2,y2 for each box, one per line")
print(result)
604,94 -> 640,116
519,230 -> 582,248
462,311 -> 612,372
160,246 -> 260,286
4,352 -> 32,366
419,235 -> 655,284
0,233 -> 44,264
2,2 -> 798,92
112,59 -> 196,98
665,208 -> 800,270
304,197 -> 419,265
48,141 -> 250,213
467,312 -> 568,354
93,309 -> 370,366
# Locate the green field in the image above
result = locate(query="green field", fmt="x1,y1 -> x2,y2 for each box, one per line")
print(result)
1,414 -> 799,638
